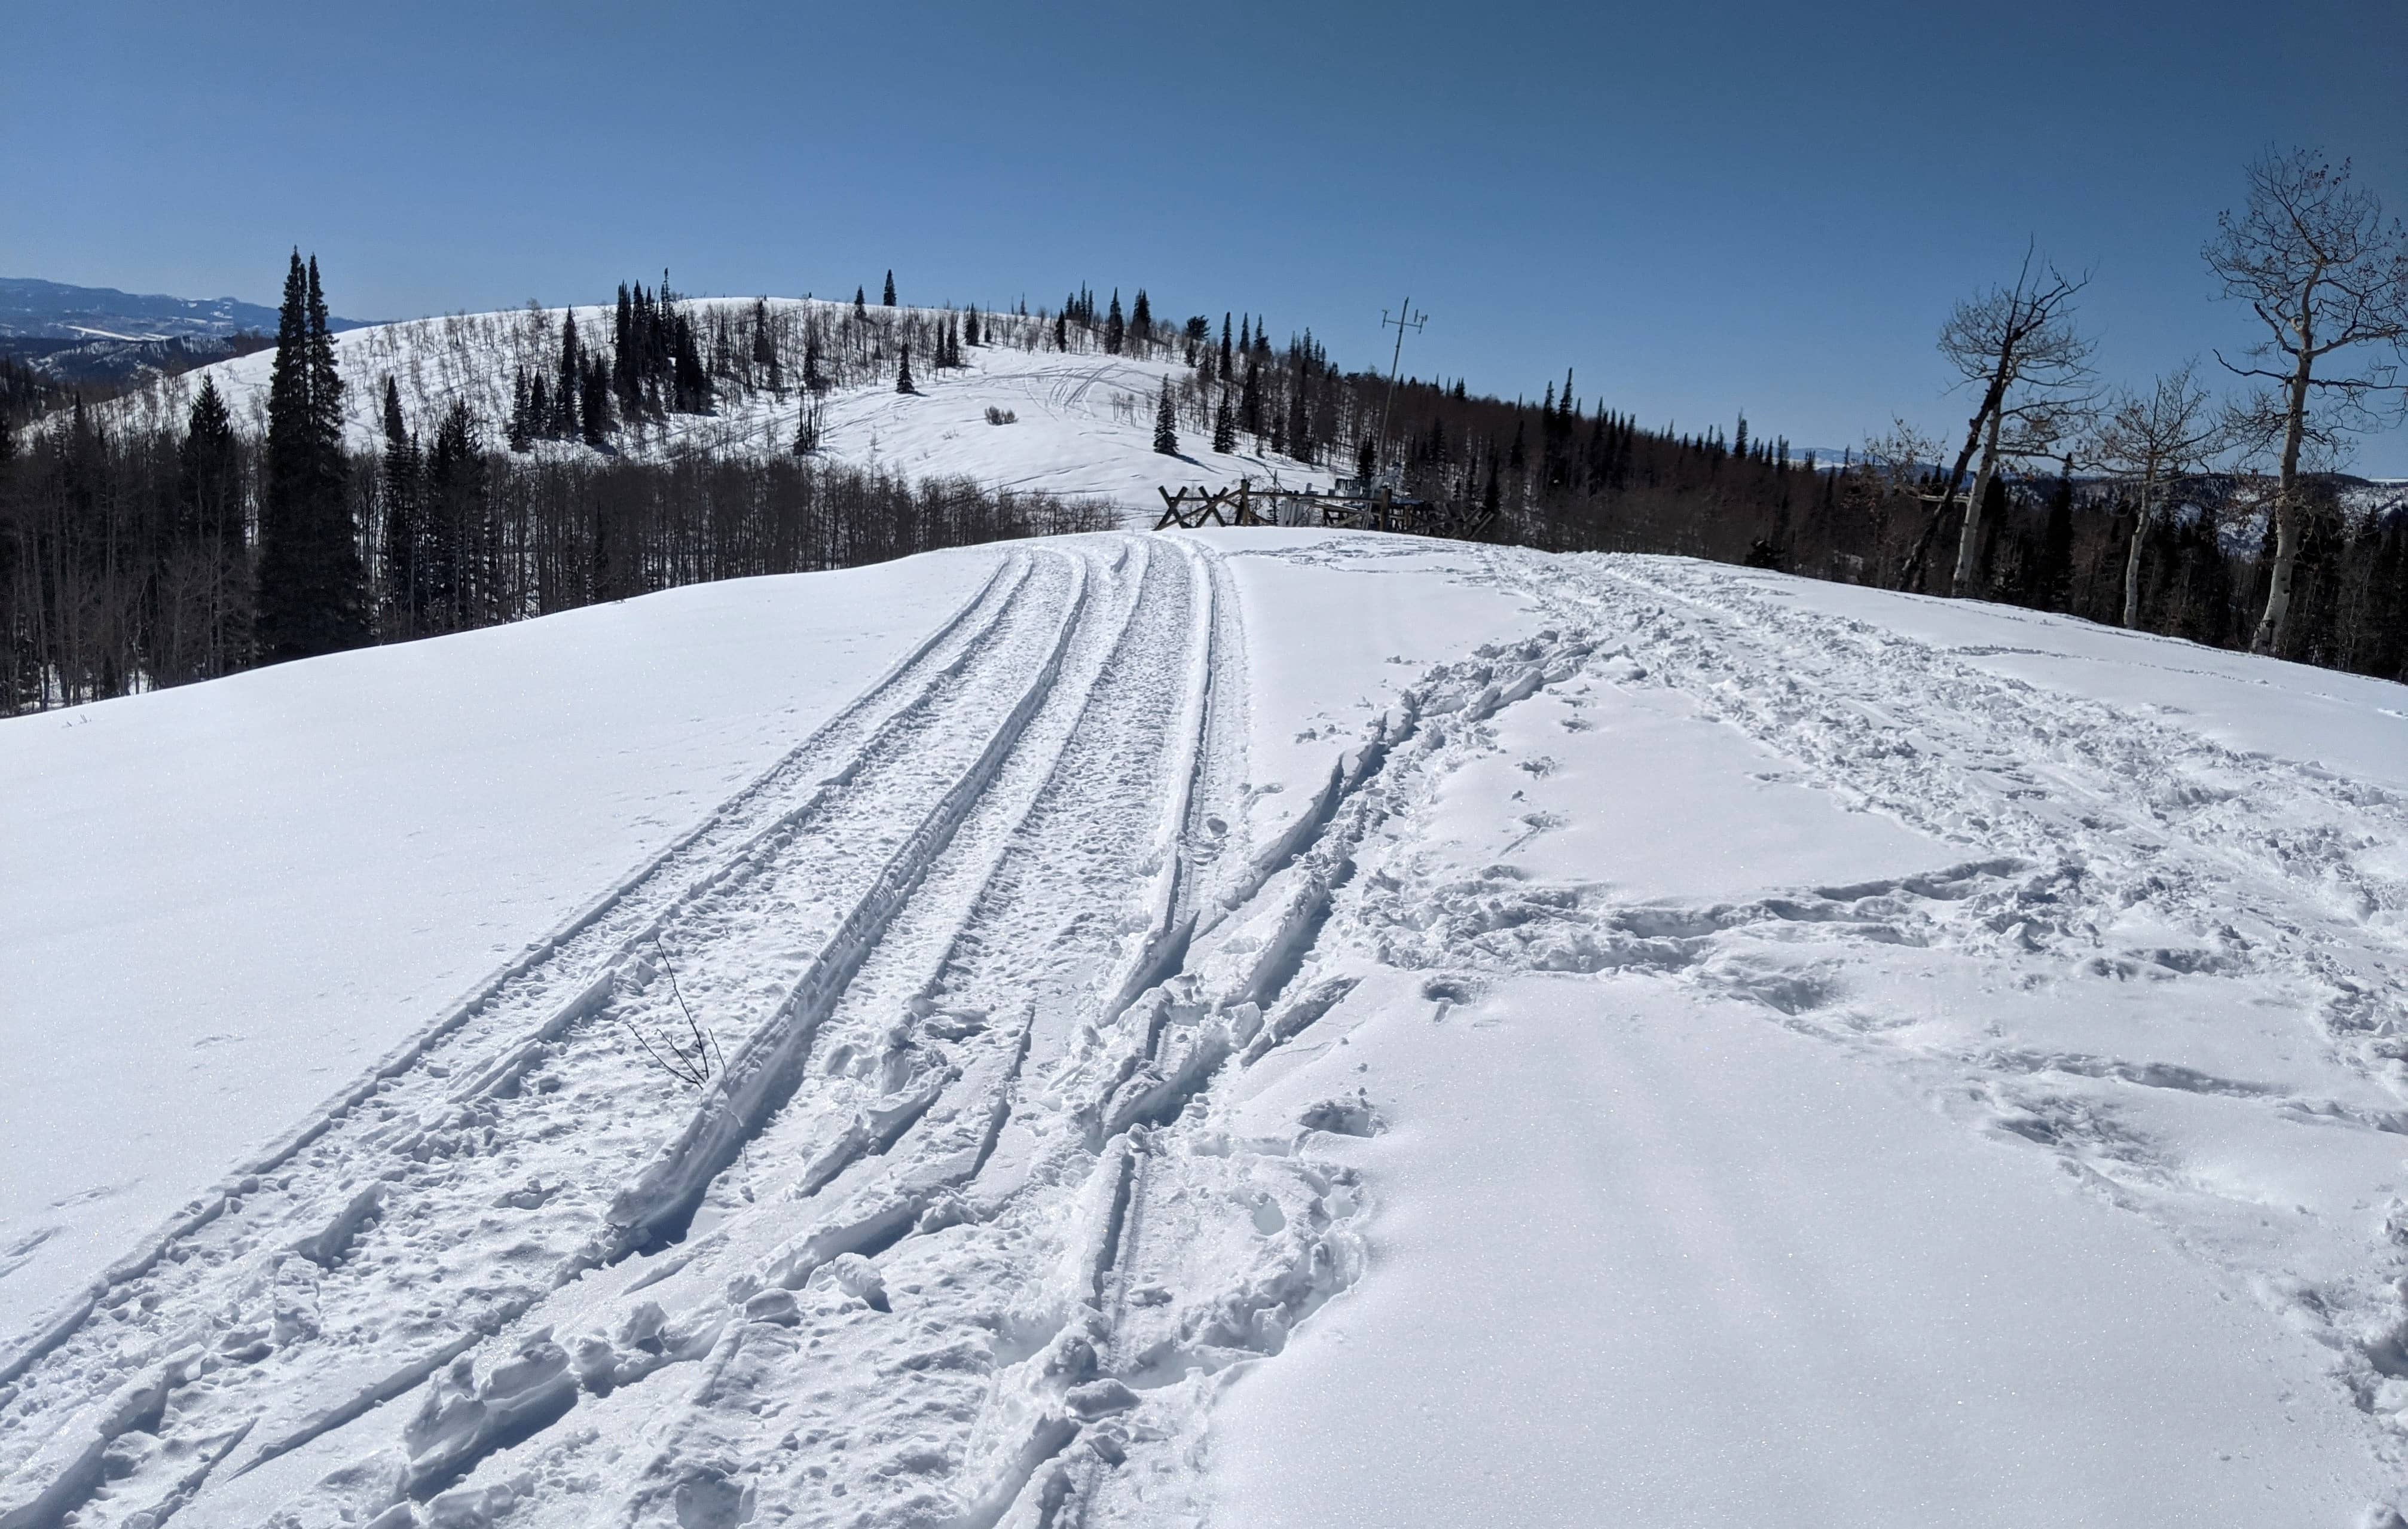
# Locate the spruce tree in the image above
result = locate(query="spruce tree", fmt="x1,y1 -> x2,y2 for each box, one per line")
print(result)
1356,434 -> 1376,484
256,251 -> 369,662
508,368 -> 533,452
1153,381 -> 1178,455
964,308 -> 980,348
379,377 -> 423,634
176,374 -> 246,675
882,270 -> 896,306
1212,387 -> 1236,454
1220,313 -> 1233,375
581,357 -> 613,447
1105,290 -> 1124,354
1130,289 -> 1152,350
555,309 -> 582,438
855,286 -> 868,319
896,344 -> 917,395
751,298 -> 776,391
178,375 -> 240,546
613,285 -> 637,413
422,402 -> 479,632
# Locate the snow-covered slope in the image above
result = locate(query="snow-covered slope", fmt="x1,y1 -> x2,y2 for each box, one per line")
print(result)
8,534 -> 2408,1526
106,300 -> 1331,518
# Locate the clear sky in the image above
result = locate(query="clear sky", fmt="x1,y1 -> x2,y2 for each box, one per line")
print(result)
10,0 -> 2406,473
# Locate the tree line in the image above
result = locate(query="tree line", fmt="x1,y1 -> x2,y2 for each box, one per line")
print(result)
0,256 -> 1112,714
1290,146 -> 2408,679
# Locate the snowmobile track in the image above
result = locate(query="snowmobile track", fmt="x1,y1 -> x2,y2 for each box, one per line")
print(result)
0,549 -> 1094,1529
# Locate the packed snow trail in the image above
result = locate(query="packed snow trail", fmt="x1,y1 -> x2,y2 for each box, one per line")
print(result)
0,548 -> 1089,1527
10,531 -> 2408,1526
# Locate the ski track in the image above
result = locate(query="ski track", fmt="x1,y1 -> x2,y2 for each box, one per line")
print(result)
0,545 -> 1087,1528
0,530 -> 1410,1529
19,531 -> 2408,1525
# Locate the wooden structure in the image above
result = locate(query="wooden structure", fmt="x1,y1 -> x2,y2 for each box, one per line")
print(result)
1154,478 -> 1495,541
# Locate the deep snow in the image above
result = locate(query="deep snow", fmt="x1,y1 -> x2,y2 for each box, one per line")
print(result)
7,532 -> 2408,1527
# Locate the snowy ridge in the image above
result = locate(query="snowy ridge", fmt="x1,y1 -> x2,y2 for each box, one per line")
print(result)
102,299 -> 1331,516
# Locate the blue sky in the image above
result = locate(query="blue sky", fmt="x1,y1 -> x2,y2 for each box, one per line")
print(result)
10,0 -> 2406,472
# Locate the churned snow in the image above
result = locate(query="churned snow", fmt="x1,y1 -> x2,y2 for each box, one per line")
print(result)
7,531 -> 2408,1527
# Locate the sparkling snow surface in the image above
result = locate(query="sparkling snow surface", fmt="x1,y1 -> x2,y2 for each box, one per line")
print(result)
8,533 -> 2408,1527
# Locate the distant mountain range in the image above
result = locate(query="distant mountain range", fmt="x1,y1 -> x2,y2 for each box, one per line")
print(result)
0,277 -> 377,392
0,276 -> 372,343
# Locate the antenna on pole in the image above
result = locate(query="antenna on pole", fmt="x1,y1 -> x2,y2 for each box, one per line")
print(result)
1374,294 -> 1428,482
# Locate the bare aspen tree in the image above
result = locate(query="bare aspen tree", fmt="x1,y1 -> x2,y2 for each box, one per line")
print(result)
2092,362 -> 2229,629
1903,248 -> 2096,594
2205,148 -> 2408,653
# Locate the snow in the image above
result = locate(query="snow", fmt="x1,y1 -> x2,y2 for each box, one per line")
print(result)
1215,977 -> 2383,1528
104,301 -> 1334,519
8,530 -> 2408,1528
0,552 -> 993,1331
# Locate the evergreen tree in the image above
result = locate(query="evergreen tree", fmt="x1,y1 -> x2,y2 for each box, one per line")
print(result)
1130,289 -> 1153,349
1220,313 -> 1233,376
581,356 -> 613,447
422,401 -> 481,631
379,377 -> 424,634
175,374 -> 247,675
855,286 -> 868,319
1212,387 -> 1236,454
613,284 -> 637,414
1356,434 -> 1376,484
1105,290 -> 1124,354
555,308 -> 582,438
964,308 -> 980,348
751,298 -> 778,393
1153,380 -> 1178,455
896,343 -> 917,395
2033,458 -> 2076,611
1240,361 -> 1261,438
255,251 -> 369,662
508,368 -> 533,452
883,270 -> 896,306
178,375 -> 241,546
1054,312 -> 1068,350
803,328 -> 826,393
671,311 -> 710,413
793,396 -> 823,455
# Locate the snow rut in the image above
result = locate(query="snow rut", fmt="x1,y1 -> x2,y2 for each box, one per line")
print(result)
0,549 -> 1089,1529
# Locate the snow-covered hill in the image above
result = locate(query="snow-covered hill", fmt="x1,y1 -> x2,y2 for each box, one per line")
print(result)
106,300 -> 1332,519
8,534 -> 2408,1525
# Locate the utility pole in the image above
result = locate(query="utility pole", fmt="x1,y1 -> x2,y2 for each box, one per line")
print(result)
1374,295 -> 1427,484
